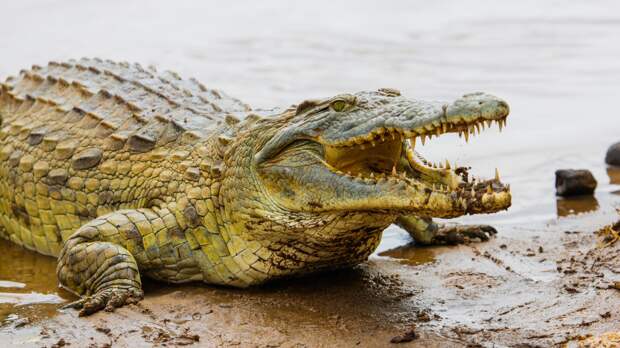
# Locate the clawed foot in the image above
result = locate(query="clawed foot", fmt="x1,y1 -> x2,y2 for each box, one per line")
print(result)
61,287 -> 144,316
431,224 -> 497,245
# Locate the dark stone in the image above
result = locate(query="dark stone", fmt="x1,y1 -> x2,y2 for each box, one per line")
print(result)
605,142 -> 620,166
555,169 -> 597,196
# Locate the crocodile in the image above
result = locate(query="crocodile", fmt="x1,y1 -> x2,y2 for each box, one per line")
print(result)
0,59 -> 511,316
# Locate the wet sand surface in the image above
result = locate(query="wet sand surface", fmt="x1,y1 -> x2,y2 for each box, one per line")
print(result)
1,0 -> 620,346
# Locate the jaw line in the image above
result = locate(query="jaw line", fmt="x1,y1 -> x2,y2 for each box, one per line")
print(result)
314,116 -> 511,215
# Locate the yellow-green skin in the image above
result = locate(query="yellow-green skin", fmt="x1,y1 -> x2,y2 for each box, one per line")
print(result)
0,58 -> 511,315
0,59 -> 388,314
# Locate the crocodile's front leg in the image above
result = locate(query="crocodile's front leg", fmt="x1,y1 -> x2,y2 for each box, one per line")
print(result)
57,208 -> 196,316
396,214 -> 497,246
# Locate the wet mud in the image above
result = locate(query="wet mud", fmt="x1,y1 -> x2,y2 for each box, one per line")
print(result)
1,207 -> 619,347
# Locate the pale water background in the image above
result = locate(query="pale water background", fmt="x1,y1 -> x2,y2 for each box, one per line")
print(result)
0,0 -> 620,314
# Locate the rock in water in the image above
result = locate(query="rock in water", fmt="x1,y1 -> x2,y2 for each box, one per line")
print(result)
555,169 -> 597,196
605,142 -> 620,166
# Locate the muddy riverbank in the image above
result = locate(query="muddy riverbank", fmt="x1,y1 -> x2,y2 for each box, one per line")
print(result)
1,206 -> 619,347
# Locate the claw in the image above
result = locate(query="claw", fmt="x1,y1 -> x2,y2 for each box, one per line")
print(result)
60,298 -> 86,310
431,224 -> 498,245
63,287 -> 144,317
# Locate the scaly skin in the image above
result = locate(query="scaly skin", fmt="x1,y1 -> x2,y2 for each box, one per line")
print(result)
0,59 -> 511,315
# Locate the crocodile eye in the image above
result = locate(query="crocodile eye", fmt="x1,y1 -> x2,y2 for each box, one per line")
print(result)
330,100 -> 347,112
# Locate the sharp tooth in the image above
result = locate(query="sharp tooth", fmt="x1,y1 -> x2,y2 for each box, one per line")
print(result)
464,130 -> 469,142
487,184 -> 493,194
392,165 -> 397,176
370,172 -> 374,178
462,199 -> 468,210
436,127 -> 441,136
486,120 -> 492,128
498,120 -> 504,132
442,123 -> 448,133
411,137 -> 416,149
438,162 -> 443,169
391,132 -> 396,140
458,131 -> 463,138
421,134 -> 426,145
475,123 -> 481,134
445,159 -> 451,169
470,186 -> 475,197
495,168 -> 500,181
507,184 -> 511,192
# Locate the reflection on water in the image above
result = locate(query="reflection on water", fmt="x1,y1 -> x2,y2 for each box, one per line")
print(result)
378,243 -> 436,266
607,167 -> 620,185
0,239 -> 70,325
556,196 -> 600,217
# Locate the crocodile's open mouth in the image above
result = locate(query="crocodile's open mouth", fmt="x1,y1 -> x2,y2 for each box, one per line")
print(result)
321,116 -> 511,215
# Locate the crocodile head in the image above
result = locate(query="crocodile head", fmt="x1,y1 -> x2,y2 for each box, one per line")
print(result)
227,89 -> 510,239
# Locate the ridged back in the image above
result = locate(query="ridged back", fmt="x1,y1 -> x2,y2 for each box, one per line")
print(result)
0,58 -> 251,152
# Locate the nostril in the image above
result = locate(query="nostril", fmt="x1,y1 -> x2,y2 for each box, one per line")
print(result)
498,100 -> 509,109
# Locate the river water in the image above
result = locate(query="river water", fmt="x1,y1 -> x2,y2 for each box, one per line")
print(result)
1,0 -> 620,335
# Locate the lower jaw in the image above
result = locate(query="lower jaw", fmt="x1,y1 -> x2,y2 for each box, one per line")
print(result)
325,185 -> 510,217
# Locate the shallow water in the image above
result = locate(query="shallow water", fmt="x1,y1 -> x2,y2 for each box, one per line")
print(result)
1,0 -> 620,331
